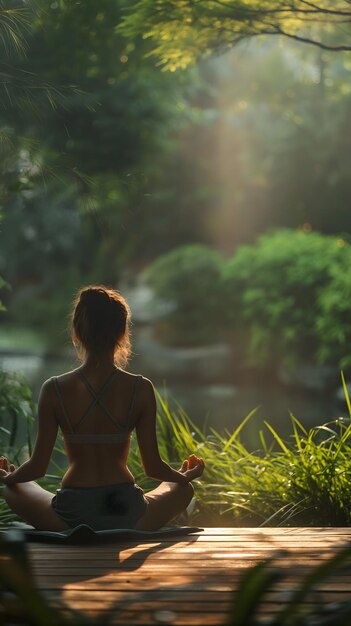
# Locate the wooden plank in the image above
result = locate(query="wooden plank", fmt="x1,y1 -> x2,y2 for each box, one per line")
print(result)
32,557 -> 344,572
28,542 -> 351,552
27,543 -> 350,558
28,539 -> 351,552
32,535 -> 351,554
39,586 -> 351,603
19,528 -> 351,626
52,576 -> 351,589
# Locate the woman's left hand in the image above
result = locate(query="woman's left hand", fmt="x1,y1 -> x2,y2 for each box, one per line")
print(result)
179,454 -> 205,481
0,456 -> 16,484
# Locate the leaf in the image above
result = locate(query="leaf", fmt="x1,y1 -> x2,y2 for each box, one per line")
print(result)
228,556 -> 283,625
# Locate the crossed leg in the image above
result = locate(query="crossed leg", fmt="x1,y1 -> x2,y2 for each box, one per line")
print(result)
135,481 -> 194,531
4,481 -> 193,532
3,482 -> 69,531
3,481 -> 194,532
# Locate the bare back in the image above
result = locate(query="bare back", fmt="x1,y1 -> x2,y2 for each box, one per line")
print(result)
50,367 -> 143,488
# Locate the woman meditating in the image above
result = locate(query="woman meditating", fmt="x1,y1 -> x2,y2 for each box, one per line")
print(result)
0,285 -> 204,531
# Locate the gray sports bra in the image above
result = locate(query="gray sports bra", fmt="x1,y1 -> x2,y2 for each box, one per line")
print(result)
52,370 -> 142,444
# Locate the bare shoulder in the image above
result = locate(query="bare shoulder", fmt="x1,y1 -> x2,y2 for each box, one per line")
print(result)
136,377 -> 156,414
40,368 -> 79,398
40,377 -> 56,398
37,377 -> 58,411
121,371 -> 155,406
138,376 -> 154,398
120,370 -> 153,388
54,368 -> 80,384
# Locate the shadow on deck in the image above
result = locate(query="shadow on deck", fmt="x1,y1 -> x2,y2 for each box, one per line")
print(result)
2,527 -> 351,624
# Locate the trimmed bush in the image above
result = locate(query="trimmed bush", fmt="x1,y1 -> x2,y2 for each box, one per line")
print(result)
222,229 -> 351,367
144,244 -> 224,345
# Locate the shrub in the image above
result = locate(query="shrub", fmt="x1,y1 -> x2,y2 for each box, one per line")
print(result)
317,264 -> 351,368
222,229 -> 351,367
144,244 -> 224,345
0,370 -> 35,524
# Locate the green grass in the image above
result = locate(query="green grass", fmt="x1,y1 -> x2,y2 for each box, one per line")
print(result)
150,389 -> 351,527
1,371 -> 351,527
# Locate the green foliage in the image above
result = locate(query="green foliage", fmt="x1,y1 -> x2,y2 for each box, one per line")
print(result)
0,370 -> 35,524
0,534 -> 64,625
0,2 -> 31,59
120,0 -> 351,71
228,544 -> 351,625
144,244 -> 223,344
0,1 -> 89,198
19,0 -> 175,174
0,0 -> 210,335
145,391 -> 351,527
0,275 -> 9,312
0,370 -> 35,454
317,266 -> 351,368
143,230 -> 351,367
3,2 -> 351,348
7,270 -> 81,348
223,229 -> 351,367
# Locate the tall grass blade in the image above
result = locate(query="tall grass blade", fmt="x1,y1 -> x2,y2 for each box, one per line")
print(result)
223,407 -> 259,452
341,371 -> 351,418
263,421 -> 290,455
228,556 -> 282,625
271,542 -> 351,625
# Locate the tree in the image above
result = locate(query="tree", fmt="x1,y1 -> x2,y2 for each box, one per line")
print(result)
0,0 -> 206,341
120,1 -> 351,71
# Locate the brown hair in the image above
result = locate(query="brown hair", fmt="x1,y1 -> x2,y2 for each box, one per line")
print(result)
71,285 -> 131,368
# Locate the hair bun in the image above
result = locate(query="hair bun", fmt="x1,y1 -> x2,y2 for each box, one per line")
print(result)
80,288 -> 109,308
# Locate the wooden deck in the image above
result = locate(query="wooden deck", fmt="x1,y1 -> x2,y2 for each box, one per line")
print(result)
27,527 -> 351,624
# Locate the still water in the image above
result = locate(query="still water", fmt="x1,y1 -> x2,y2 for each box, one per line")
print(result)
0,345 -> 345,449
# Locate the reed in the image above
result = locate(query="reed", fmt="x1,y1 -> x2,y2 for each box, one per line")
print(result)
151,387 -> 351,527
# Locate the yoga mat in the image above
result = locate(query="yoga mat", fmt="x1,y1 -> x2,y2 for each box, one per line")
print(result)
0,523 -> 203,544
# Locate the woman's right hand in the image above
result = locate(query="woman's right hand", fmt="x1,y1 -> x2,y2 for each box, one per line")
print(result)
179,454 -> 205,481
0,456 -> 16,484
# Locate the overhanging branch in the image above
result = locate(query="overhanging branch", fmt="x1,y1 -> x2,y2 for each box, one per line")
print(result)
271,26 -> 351,50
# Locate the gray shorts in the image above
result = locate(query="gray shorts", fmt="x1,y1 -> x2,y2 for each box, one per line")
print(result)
51,482 -> 148,530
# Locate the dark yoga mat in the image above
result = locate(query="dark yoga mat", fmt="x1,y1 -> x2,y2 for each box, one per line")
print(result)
0,523 -> 203,544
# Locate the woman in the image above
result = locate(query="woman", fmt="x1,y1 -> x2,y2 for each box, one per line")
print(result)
0,285 -> 204,531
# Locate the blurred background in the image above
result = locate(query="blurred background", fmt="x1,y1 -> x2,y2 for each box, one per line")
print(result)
1,1 -> 351,445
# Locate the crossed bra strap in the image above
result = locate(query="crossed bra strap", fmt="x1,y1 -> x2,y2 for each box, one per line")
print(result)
52,372 -> 143,444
